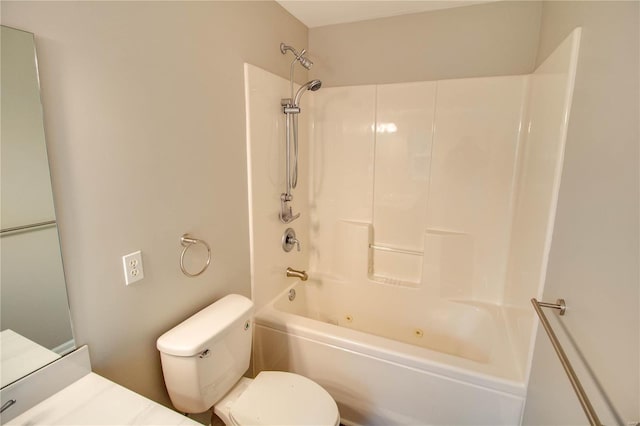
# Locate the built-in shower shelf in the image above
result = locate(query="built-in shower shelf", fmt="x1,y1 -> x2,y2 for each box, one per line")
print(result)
368,274 -> 420,288
369,243 -> 423,256
425,228 -> 468,235
369,242 -> 424,286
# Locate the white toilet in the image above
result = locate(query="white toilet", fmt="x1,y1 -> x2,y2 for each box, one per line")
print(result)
156,294 -> 340,426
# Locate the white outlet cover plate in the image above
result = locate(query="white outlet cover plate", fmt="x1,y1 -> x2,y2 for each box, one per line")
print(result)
122,250 -> 144,285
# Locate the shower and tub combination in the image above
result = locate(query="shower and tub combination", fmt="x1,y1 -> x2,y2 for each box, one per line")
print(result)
243,30 -> 581,426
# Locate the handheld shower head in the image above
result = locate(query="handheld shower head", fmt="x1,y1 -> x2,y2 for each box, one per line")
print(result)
294,79 -> 322,106
307,79 -> 322,91
280,42 -> 313,70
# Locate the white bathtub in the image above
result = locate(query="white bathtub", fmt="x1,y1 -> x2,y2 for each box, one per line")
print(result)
253,278 -> 528,425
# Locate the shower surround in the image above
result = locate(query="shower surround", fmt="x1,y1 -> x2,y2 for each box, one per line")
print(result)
245,29 -> 581,425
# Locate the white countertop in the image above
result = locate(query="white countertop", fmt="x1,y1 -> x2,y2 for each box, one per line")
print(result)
6,373 -> 201,425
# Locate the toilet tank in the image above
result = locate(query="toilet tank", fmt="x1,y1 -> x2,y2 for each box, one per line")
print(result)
156,294 -> 254,413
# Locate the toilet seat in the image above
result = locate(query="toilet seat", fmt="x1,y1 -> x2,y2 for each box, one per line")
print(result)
228,371 -> 339,426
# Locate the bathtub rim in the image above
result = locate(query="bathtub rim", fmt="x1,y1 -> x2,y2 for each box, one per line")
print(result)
254,281 -> 527,397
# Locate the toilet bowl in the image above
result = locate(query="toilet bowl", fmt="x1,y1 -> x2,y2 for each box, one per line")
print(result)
156,294 -> 340,426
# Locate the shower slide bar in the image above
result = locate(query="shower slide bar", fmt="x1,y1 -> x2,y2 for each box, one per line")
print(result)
531,298 -> 602,426
368,244 -> 423,256
0,220 -> 56,235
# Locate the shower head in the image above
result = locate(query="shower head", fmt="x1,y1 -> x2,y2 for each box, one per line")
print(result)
280,42 -> 313,70
298,56 -> 313,70
294,80 -> 322,106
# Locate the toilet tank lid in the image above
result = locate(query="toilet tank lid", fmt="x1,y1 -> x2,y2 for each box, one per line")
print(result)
156,294 -> 253,357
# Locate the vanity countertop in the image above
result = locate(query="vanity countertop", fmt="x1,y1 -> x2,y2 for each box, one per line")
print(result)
6,372 -> 201,425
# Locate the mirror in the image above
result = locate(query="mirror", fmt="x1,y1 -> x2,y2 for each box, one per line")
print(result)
0,25 -> 75,388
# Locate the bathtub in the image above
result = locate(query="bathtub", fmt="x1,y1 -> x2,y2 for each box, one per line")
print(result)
253,278 -> 528,425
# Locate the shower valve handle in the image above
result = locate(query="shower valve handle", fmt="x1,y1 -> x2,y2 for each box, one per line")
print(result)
290,238 -> 300,251
290,236 -> 301,252
282,228 -> 301,252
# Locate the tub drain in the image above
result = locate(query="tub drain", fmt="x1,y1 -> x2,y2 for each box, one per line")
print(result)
414,329 -> 424,338
345,315 -> 353,323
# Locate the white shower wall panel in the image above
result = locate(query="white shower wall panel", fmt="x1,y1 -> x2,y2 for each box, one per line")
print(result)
504,29 -> 581,373
311,76 -> 528,303
246,57 -> 572,310
309,86 -> 376,276
505,30 -> 581,309
373,82 -> 437,283
427,76 -> 529,302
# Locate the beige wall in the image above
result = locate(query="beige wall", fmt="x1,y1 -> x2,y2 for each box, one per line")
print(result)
1,0 -> 307,408
309,1 -> 542,86
523,1 -> 639,425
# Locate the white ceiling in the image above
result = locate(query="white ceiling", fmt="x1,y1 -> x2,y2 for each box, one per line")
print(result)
276,1 -> 494,28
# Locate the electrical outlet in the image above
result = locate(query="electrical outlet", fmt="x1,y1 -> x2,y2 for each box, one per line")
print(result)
122,250 -> 144,285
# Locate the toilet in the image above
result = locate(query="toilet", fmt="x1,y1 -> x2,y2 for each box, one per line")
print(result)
156,294 -> 340,426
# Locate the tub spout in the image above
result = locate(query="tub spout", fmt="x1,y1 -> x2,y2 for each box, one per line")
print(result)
286,267 -> 308,281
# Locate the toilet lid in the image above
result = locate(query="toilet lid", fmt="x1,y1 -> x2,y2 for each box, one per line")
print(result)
229,371 -> 339,426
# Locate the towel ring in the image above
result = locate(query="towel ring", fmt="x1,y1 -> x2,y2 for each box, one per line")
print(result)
180,234 -> 211,277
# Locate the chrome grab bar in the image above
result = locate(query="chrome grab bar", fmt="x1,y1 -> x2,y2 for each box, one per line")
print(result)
531,298 -> 602,426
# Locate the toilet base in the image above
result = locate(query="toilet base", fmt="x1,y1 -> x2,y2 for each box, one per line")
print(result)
213,377 -> 253,425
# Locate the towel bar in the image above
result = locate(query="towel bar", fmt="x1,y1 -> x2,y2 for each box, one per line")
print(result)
531,298 -> 602,426
0,220 -> 56,234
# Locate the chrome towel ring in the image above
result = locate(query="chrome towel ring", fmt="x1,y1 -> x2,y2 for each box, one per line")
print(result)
180,234 -> 211,277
